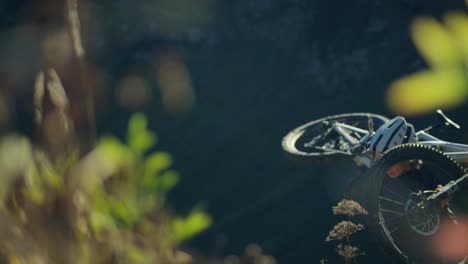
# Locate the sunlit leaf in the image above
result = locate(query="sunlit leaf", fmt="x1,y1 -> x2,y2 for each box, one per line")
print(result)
128,113 -> 147,136
144,152 -> 172,174
42,166 -> 62,190
34,151 -> 63,190
91,188 -> 111,212
109,192 -> 140,226
8,255 -> 23,264
23,164 -> 45,204
141,152 -> 173,189
138,194 -> 158,213
127,113 -> 157,155
125,246 -> 147,263
90,210 -> 116,234
96,136 -> 133,173
131,132 -> 156,156
444,12 -> 468,58
54,150 -> 79,178
386,69 -> 468,115
411,17 -> 463,67
159,170 -> 179,192
172,210 -> 211,243
0,136 -> 33,207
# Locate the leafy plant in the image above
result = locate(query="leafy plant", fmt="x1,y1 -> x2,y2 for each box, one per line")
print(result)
0,113 -> 211,264
386,6 -> 468,116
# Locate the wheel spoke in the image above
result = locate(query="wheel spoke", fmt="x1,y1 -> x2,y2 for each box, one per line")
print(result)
379,195 -> 405,206
427,220 -> 433,231
372,144 -> 466,262
424,222 -> 432,232
389,225 -> 401,234
415,222 -> 425,227
381,208 -> 404,215
383,214 -> 404,223
383,187 -> 406,200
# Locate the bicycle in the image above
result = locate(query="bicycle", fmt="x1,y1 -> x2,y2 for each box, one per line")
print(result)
282,110 -> 468,264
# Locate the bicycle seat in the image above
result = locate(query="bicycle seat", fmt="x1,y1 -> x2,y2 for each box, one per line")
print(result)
436,109 -> 461,130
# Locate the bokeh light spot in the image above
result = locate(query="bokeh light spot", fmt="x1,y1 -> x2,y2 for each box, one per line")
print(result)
155,51 -> 195,116
41,29 -> 73,68
116,75 -> 152,111
147,0 -> 217,36
431,216 -> 468,261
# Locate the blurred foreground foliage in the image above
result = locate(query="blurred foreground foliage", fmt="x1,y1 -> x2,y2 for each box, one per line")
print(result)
0,113 -> 211,264
386,7 -> 468,115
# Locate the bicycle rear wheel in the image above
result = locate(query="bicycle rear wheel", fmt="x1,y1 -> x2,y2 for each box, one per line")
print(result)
282,113 -> 388,162
368,144 -> 467,263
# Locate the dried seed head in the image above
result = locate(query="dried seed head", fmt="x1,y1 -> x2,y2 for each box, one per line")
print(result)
336,244 -> 365,259
332,199 -> 368,217
325,221 -> 364,242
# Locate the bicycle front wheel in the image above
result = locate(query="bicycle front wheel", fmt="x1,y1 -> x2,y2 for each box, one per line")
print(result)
282,113 -> 388,162
368,144 -> 467,263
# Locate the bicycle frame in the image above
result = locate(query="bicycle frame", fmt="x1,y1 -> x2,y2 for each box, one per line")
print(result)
329,120 -> 468,168
416,131 -> 468,164
316,114 -> 468,263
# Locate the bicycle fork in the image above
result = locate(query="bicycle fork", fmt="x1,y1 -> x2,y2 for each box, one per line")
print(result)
418,173 -> 468,218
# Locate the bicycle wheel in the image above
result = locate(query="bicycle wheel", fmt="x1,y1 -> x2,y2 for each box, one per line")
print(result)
368,144 -> 467,263
282,113 -> 388,162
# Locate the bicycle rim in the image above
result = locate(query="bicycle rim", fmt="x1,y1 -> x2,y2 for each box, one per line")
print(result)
369,144 -> 467,263
282,113 -> 388,162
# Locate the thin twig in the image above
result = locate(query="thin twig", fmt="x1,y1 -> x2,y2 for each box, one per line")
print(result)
66,0 -> 96,151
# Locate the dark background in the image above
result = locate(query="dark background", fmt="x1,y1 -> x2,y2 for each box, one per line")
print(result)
3,0 -> 468,263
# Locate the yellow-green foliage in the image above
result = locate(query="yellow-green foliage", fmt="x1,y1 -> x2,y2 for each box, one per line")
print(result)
386,9 -> 468,115
0,113 -> 211,264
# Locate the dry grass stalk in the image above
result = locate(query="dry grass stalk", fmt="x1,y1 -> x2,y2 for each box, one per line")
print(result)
66,0 -> 84,59
46,69 -> 69,110
65,0 -> 96,151
325,199 -> 366,264
33,71 -> 45,126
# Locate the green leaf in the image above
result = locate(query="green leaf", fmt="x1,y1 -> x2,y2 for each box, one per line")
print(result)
23,164 -> 45,204
159,170 -> 180,192
90,210 -> 116,233
98,137 -> 131,163
124,246 -> 147,263
96,136 -> 133,173
0,136 -> 33,207
172,210 -> 211,243
34,151 -> 63,190
411,17 -> 464,67
137,193 -> 158,213
387,68 -> 468,115
144,152 -> 172,175
127,113 -> 157,155
108,192 -> 140,226
54,150 -> 79,177
444,12 -> 468,58
141,152 -> 173,189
